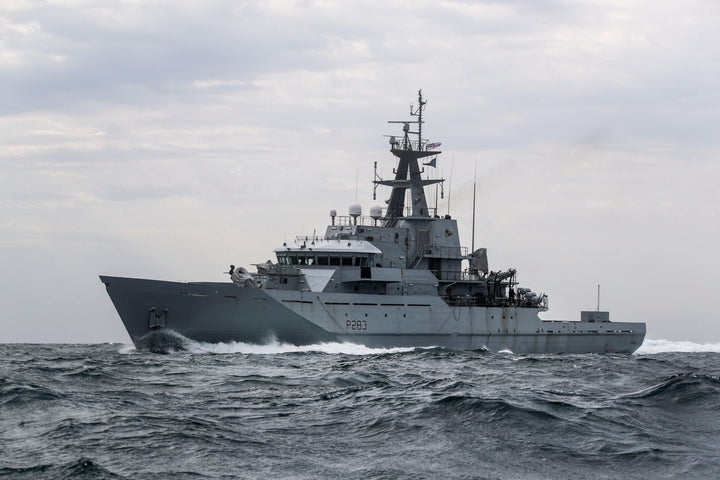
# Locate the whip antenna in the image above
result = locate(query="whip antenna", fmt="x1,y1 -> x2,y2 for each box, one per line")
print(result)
471,160 -> 477,253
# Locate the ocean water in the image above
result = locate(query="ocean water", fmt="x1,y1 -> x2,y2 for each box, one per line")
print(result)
1,338 -> 719,479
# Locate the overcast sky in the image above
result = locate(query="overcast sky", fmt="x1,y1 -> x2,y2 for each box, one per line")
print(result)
2,0 -> 719,343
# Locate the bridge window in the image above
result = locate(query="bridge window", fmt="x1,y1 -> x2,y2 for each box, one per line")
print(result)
299,254 -> 375,267
277,254 -> 319,265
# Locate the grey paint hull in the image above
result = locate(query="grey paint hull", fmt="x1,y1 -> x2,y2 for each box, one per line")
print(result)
101,276 -> 645,354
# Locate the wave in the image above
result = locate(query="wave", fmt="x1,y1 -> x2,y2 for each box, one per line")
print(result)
635,339 -> 720,354
0,458 -> 128,480
430,395 -> 567,423
121,330 -> 415,356
0,379 -> 63,406
117,344 -> 136,355
621,373 -> 720,405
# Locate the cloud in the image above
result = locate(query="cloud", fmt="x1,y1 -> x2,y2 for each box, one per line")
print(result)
1,0 -> 719,342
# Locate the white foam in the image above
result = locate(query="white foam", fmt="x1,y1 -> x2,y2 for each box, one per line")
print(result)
635,338 -> 720,354
118,335 -> 720,355
180,337 -> 415,356
117,344 -> 136,354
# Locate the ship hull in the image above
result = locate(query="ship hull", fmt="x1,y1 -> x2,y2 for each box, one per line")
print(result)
101,276 -> 645,354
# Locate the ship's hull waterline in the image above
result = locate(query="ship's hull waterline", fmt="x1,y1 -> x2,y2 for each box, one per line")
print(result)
101,276 -> 645,354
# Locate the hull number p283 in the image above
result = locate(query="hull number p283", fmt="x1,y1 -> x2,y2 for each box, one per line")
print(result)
347,320 -> 368,331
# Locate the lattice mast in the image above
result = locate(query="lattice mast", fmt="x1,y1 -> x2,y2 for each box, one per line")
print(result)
373,90 -> 444,227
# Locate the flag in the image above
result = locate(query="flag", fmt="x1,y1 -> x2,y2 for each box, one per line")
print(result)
423,157 -> 437,168
426,142 -> 441,150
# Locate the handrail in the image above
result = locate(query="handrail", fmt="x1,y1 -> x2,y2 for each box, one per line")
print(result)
330,215 -> 384,227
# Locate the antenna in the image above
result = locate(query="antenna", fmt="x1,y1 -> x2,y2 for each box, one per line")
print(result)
471,161 -> 477,253
355,168 -> 358,202
446,157 -> 455,215
434,165 -> 439,216
597,284 -> 600,311
372,162 -> 377,200
415,89 -> 426,150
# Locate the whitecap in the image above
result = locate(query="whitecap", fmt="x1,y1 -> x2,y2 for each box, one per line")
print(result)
117,344 -> 136,354
635,338 -> 720,354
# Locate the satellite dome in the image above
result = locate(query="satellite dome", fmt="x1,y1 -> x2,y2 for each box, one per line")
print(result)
369,205 -> 383,220
349,204 -> 362,225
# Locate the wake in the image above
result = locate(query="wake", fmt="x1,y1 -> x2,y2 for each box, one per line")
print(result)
120,330 -> 415,355
182,337 -> 415,355
118,331 -> 720,355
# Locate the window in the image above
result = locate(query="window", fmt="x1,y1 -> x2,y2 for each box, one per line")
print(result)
361,266 -> 371,279
354,256 -> 368,266
342,256 -> 353,266
317,256 -> 329,265
330,256 -> 341,266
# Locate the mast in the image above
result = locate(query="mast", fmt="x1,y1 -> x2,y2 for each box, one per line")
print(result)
375,90 -> 444,226
416,89 -> 426,153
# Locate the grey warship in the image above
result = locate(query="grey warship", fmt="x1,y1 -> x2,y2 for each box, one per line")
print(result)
101,91 -> 645,353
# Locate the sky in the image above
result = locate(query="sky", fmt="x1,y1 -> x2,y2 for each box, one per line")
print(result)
1,0 -> 719,343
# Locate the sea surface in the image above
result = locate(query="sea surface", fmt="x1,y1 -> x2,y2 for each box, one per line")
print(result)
1,338 -> 719,479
